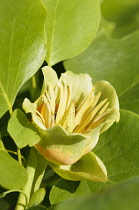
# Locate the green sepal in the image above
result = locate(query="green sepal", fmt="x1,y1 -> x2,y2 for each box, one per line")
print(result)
49,152 -> 107,182
8,109 -> 41,148
35,125 -> 101,165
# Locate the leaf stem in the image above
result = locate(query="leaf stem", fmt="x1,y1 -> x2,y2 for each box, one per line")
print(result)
15,147 -> 48,210
6,149 -> 25,161
0,190 -> 28,209
17,148 -> 22,165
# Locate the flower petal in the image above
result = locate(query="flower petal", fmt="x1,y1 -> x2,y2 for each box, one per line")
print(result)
41,66 -> 58,93
59,71 -> 93,105
35,125 -> 101,165
22,98 -> 46,130
94,81 -> 120,133
49,152 -> 107,182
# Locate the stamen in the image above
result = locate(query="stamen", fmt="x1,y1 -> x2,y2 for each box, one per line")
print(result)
36,94 -> 51,128
56,81 -> 68,123
43,103 -> 51,128
89,112 -> 108,130
74,88 -> 96,128
47,84 -> 55,126
66,85 -> 72,109
77,92 -> 102,127
74,98 -> 108,133
47,84 -> 55,115
86,102 -> 109,130
93,102 -> 110,122
35,110 -> 45,125
59,101 -> 75,132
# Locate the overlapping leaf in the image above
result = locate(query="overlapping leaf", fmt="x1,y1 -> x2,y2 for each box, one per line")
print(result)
101,0 -> 139,37
0,0 -> 46,118
54,176 -> 139,210
43,0 -> 100,66
0,139 -> 27,189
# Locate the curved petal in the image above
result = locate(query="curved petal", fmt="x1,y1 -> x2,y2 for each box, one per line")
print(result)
94,80 -> 119,112
22,98 -> 46,130
59,71 -> 93,105
94,81 -> 120,133
35,125 -> 101,165
49,152 -> 107,182
41,66 -> 58,93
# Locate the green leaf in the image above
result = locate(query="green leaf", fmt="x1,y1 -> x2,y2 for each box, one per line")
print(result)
0,139 -> 27,189
0,0 -> 46,118
64,31 -> 139,114
49,151 -> 107,182
8,109 -> 41,149
43,0 -> 100,66
50,179 -> 110,205
54,176 -> 139,210
50,180 -> 81,205
94,109 -> 139,182
119,83 -> 139,115
101,0 -> 139,37
29,188 -> 46,207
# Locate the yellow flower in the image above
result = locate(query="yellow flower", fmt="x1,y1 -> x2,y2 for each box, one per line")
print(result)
23,66 -> 120,182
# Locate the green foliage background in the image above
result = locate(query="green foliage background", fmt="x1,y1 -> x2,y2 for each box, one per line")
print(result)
0,0 -> 139,209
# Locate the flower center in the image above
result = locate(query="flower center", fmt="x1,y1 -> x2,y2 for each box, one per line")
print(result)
36,82 -> 109,133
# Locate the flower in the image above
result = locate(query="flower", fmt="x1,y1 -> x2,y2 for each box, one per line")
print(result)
23,66 -> 120,182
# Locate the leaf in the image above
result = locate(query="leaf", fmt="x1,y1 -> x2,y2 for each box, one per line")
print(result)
119,83 -> 139,115
49,110 -> 139,203
50,179 -> 95,205
8,109 -> 41,149
29,188 -> 46,207
0,0 -> 46,118
94,109 -> 139,182
0,139 -> 27,189
54,176 -> 139,210
101,0 -> 139,37
42,0 -> 100,66
64,31 -> 139,114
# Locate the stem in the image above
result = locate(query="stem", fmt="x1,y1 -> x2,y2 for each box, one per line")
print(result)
0,190 -> 28,208
17,148 -> 22,165
15,147 -> 48,210
6,149 -> 25,161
